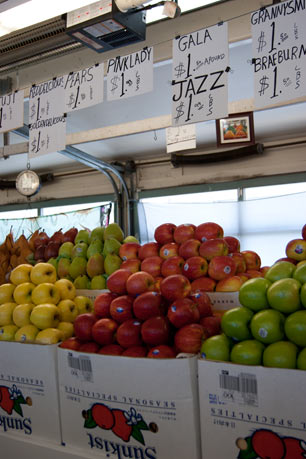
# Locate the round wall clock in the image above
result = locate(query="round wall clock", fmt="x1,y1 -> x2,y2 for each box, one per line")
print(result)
15,170 -> 41,197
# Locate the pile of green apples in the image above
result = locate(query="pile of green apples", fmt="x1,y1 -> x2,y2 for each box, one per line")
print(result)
201,259 -> 306,370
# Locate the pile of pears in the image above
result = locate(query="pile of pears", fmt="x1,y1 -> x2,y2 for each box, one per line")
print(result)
54,223 -> 137,290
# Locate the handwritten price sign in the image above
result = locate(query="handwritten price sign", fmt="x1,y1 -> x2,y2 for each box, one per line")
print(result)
64,64 -> 104,112
172,22 -> 229,126
0,91 -> 24,133
107,47 -> 153,101
252,0 -> 306,109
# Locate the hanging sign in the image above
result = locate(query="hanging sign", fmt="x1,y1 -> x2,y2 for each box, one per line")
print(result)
252,0 -> 306,109
0,90 -> 24,133
166,124 -> 196,153
107,47 -> 153,101
171,22 -> 229,126
29,77 -> 66,158
64,63 -> 104,112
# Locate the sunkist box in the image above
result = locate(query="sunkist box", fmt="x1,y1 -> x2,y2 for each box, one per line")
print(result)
206,292 -> 241,316
198,359 -> 306,459
57,349 -> 201,459
0,341 -> 61,445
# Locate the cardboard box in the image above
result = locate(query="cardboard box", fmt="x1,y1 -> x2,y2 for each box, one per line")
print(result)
58,349 -> 201,459
0,341 -> 61,445
76,289 -> 108,302
206,292 -> 241,315
198,359 -> 306,459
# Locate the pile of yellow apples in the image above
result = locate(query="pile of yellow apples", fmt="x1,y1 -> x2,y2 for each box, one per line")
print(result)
0,262 -> 93,344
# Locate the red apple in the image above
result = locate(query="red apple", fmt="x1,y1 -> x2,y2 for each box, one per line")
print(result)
167,297 -> 200,328
230,252 -> 247,273
141,256 -> 163,278
173,224 -> 196,244
92,318 -> 118,346
260,266 -> 271,276
183,256 -> 208,280
285,239 -> 306,261
190,277 -> 216,293
106,269 -> 132,295
174,323 -> 204,353
215,275 -> 244,292
59,336 -> 82,350
159,242 -> 179,260
154,223 -> 177,245
236,272 -> 252,282
79,341 -> 100,353
161,256 -> 185,277
275,257 -> 297,265
189,290 -> 213,318
160,274 -> 191,302
133,291 -> 163,321
147,345 -> 176,358
302,224 -> 306,241
94,292 -> 118,318
109,295 -> 134,323
74,313 -> 97,342
178,239 -> 201,259
120,259 -> 141,273
119,242 -> 140,261
241,250 -> 261,270
116,319 -> 142,348
62,227 -> 78,244
199,238 -> 229,261
126,271 -> 155,296
154,276 -> 163,293
246,269 -> 264,278
195,222 -> 224,242
223,236 -> 240,253
121,346 -> 147,357
98,344 -> 124,356
138,242 -> 160,260
141,316 -> 170,346
200,315 -> 221,338
208,255 -> 237,281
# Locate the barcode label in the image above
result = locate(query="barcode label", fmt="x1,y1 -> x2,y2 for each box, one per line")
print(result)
67,353 -> 93,382
219,371 -> 258,406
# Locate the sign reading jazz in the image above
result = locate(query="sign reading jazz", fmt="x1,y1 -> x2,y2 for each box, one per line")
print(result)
107,47 -> 153,101
252,0 -> 306,109
29,77 -> 66,157
0,90 -> 24,133
64,64 -> 104,112
172,22 -> 229,126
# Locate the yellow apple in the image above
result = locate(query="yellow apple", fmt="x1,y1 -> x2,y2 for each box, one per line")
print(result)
13,282 -> 36,304
0,283 -> 15,303
30,304 -> 60,329
12,303 -> 35,327
57,321 -> 74,340
0,302 -> 18,326
31,283 -> 61,305
35,328 -> 63,344
10,264 -> 33,285
15,324 -> 39,343
30,262 -> 57,285
74,295 -> 93,314
0,324 -> 18,341
58,299 -> 78,322
54,278 -> 76,300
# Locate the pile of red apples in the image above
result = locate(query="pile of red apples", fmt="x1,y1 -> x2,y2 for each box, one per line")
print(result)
60,222 -> 264,358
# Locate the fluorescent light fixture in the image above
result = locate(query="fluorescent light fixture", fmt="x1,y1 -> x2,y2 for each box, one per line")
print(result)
146,0 -> 223,23
0,0 -> 99,37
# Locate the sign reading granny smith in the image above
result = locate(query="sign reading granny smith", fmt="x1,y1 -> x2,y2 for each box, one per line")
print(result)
64,64 -> 104,112
0,90 -> 24,133
252,0 -> 306,109
171,22 -> 229,126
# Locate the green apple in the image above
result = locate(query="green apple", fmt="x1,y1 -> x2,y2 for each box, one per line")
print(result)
31,283 -> 61,305
263,341 -> 298,369
221,307 -> 254,341
0,302 -> 17,326
123,235 -> 139,243
230,340 -> 265,365
250,309 -> 285,344
86,253 -> 104,278
90,275 -> 106,290
58,241 -> 74,259
30,304 -> 60,329
74,295 -> 93,314
12,303 -> 35,327
35,327 -> 63,344
71,242 -> 88,259
74,229 -> 90,245
0,324 -> 18,341
89,226 -> 105,243
57,321 -> 74,340
87,240 -> 103,258
57,258 -> 71,279
15,324 -> 39,343
297,347 -> 306,370
47,257 -> 58,270
0,283 -> 15,303
284,310 -> 306,346
238,277 -> 271,311
103,223 -> 124,242
267,278 -> 301,314
69,257 -> 87,280
30,262 -> 57,285
293,262 -> 306,285
54,278 -> 76,300
102,238 -> 122,257
58,299 -> 78,322
264,261 -> 296,283
10,264 -> 33,285
200,334 -> 231,361
73,274 -> 91,289
104,253 -> 122,276
13,282 -> 36,304
301,283 -> 306,308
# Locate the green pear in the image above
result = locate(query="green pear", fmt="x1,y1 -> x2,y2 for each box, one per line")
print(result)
74,275 -> 91,290
74,229 -> 90,245
87,239 -> 103,258
86,253 -> 104,278
47,257 -> 58,270
103,238 -> 122,256
103,223 -> 124,243
57,258 -> 71,279
90,275 -> 107,290
123,235 -> 139,243
72,242 -> 88,259
104,253 -> 122,276
68,257 -> 87,279
89,226 -> 105,243
58,241 -> 74,259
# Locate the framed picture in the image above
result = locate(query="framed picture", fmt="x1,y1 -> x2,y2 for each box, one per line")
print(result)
216,112 -> 255,147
